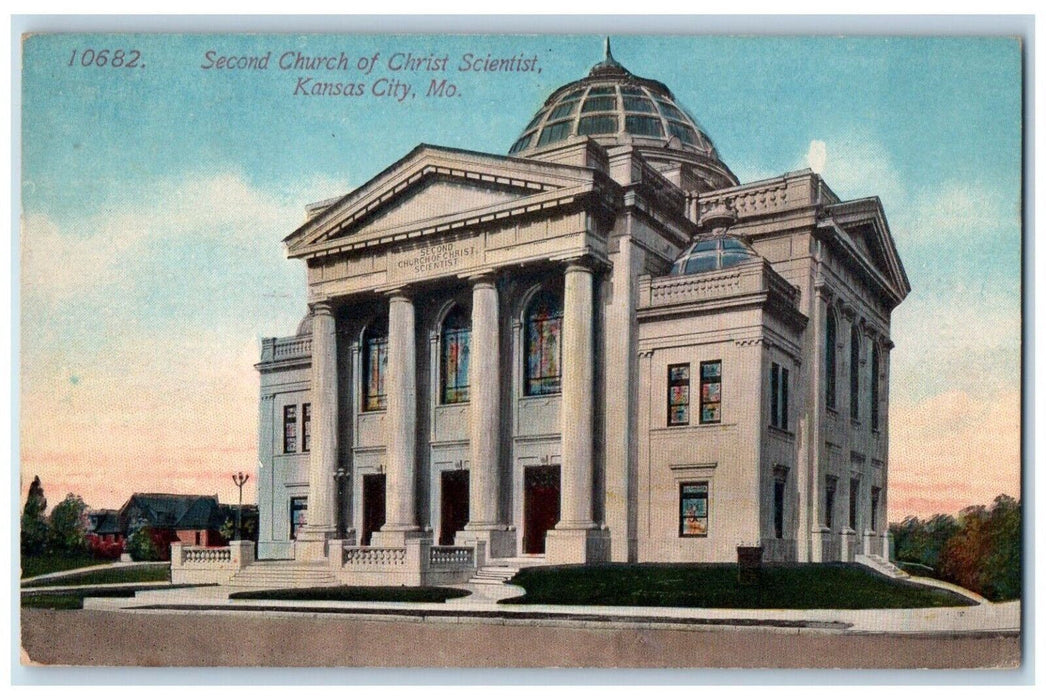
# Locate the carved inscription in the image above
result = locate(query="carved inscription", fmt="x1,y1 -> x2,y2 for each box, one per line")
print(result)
389,237 -> 483,282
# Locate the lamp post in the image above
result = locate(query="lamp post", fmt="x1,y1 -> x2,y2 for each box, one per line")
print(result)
232,471 -> 250,541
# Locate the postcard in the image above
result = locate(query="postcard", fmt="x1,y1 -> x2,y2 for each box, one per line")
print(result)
17,27 -> 1024,671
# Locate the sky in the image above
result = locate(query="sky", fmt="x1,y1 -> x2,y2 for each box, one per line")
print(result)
18,33 -> 1022,518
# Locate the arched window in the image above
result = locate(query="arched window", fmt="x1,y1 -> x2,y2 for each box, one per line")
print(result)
825,310 -> 837,409
870,343 -> 881,432
440,305 -> 471,404
362,317 -> 388,411
850,325 -> 861,420
524,289 -> 563,396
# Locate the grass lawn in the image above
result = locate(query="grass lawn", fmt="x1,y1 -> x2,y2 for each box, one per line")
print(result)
20,589 -> 138,610
503,563 -> 976,609
22,565 -> 170,589
20,552 -> 100,579
230,586 -> 471,603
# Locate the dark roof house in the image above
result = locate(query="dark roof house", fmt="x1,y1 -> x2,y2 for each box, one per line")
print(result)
118,493 -> 226,534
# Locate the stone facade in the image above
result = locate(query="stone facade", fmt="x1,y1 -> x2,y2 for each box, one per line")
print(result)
255,49 -> 909,573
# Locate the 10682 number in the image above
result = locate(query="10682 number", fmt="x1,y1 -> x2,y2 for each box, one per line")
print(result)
67,49 -> 143,68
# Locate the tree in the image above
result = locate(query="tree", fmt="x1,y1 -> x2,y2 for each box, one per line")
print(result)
20,476 -> 48,556
125,519 -> 162,561
47,494 -> 90,554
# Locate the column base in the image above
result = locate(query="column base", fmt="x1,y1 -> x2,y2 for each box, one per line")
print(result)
370,526 -> 429,548
294,525 -> 335,562
455,525 -> 516,559
545,526 -> 610,565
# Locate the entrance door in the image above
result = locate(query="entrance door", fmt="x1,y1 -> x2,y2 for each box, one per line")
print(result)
439,470 -> 470,546
361,473 -> 386,546
523,465 -> 560,555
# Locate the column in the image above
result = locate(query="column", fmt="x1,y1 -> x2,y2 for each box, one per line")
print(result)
458,274 -> 512,556
560,261 -> 596,529
375,290 -> 422,545
546,259 -> 609,564
295,301 -> 338,561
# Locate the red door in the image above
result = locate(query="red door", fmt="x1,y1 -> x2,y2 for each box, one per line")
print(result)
362,473 -> 386,546
439,470 -> 470,546
523,465 -> 560,554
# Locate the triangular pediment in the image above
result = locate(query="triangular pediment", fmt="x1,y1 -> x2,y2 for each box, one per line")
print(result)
286,144 -> 600,259
822,197 -> 912,304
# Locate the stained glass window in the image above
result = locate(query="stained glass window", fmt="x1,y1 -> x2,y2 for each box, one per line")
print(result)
825,476 -> 838,529
362,318 -> 388,411
290,496 -> 307,539
870,343 -> 881,431
667,363 -> 690,426
301,403 -> 311,453
441,305 -> 471,404
826,311 -> 837,409
770,363 -> 789,430
849,477 -> 860,530
679,482 -> 709,537
283,405 -> 297,453
699,360 -> 722,424
850,326 -> 861,420
524,289 -> 563,396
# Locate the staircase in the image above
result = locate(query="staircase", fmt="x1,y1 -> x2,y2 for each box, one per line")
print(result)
467,556 -> 544,586
228,560 -> 338,589
855,553 -> 910,580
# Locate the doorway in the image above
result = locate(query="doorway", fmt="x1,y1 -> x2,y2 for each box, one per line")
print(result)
361,473 -> 386,546
439,470 -> 470,546
523,465 -> 560,554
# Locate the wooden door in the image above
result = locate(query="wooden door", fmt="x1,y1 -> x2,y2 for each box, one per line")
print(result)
439,470 -> 470,546
523,465 -> 560,554
361,473 -> 386,546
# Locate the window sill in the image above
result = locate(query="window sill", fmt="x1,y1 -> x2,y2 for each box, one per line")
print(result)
768,425 -> 794,438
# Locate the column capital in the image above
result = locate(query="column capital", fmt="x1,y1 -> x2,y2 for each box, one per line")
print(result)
462,268 -> 498,286
384,287 -> 413,303
309,299 -> 334,316
563,257 -> 596,275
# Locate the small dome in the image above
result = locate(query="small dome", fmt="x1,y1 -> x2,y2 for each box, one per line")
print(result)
669,234 -> 761,276
296,312 -> 312,336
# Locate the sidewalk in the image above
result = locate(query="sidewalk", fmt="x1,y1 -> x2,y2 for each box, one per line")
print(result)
78,580 -> 1021,636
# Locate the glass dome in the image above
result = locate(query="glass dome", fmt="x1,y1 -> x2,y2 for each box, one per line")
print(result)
669,235 -> 762,276
509,40 -> 728,168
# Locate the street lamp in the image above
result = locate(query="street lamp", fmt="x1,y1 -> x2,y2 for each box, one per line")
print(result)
232,471 -> 250,541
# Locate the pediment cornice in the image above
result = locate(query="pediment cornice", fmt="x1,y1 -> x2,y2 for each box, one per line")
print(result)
285,144 -> 609,260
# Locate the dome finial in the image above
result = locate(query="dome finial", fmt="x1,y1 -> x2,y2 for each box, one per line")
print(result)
604,36 -> 613,62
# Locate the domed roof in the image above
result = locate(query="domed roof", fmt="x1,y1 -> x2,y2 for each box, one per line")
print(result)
669,234 -> 762,276
296,311 -> 312,336
508,39 -> 737,190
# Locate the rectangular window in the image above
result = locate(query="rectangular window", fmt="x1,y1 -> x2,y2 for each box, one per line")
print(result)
773,478 -> 786,539
283,405 -> 297,453
871,487 -> 881,531
679,482 -> 709,537
289,497 -> 307,540
699,360 -> 722,424
849,477 -> 860,531
825,476 -> 838,529
667,364 -> 690,426
770,363 -> 791,430
302,403 -> 311,453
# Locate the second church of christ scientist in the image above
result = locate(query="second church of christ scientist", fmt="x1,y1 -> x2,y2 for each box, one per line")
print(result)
254,42 -> 910,577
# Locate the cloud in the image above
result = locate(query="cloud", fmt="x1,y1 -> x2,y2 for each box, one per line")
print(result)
800,135 -> 904,208
19,170 -> 353,509
888,389 -> 1020,519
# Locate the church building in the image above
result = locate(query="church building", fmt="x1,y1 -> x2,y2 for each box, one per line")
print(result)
254,43 -> 910,580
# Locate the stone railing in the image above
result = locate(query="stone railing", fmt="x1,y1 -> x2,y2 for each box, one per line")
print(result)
274,336 -> 312,360
181,546 -> 231,565
342,546 -> 407,567
637,260 -> 800,317
170,540 -> 254,585
428,545 -> 474,568
331,538 -> 482,586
